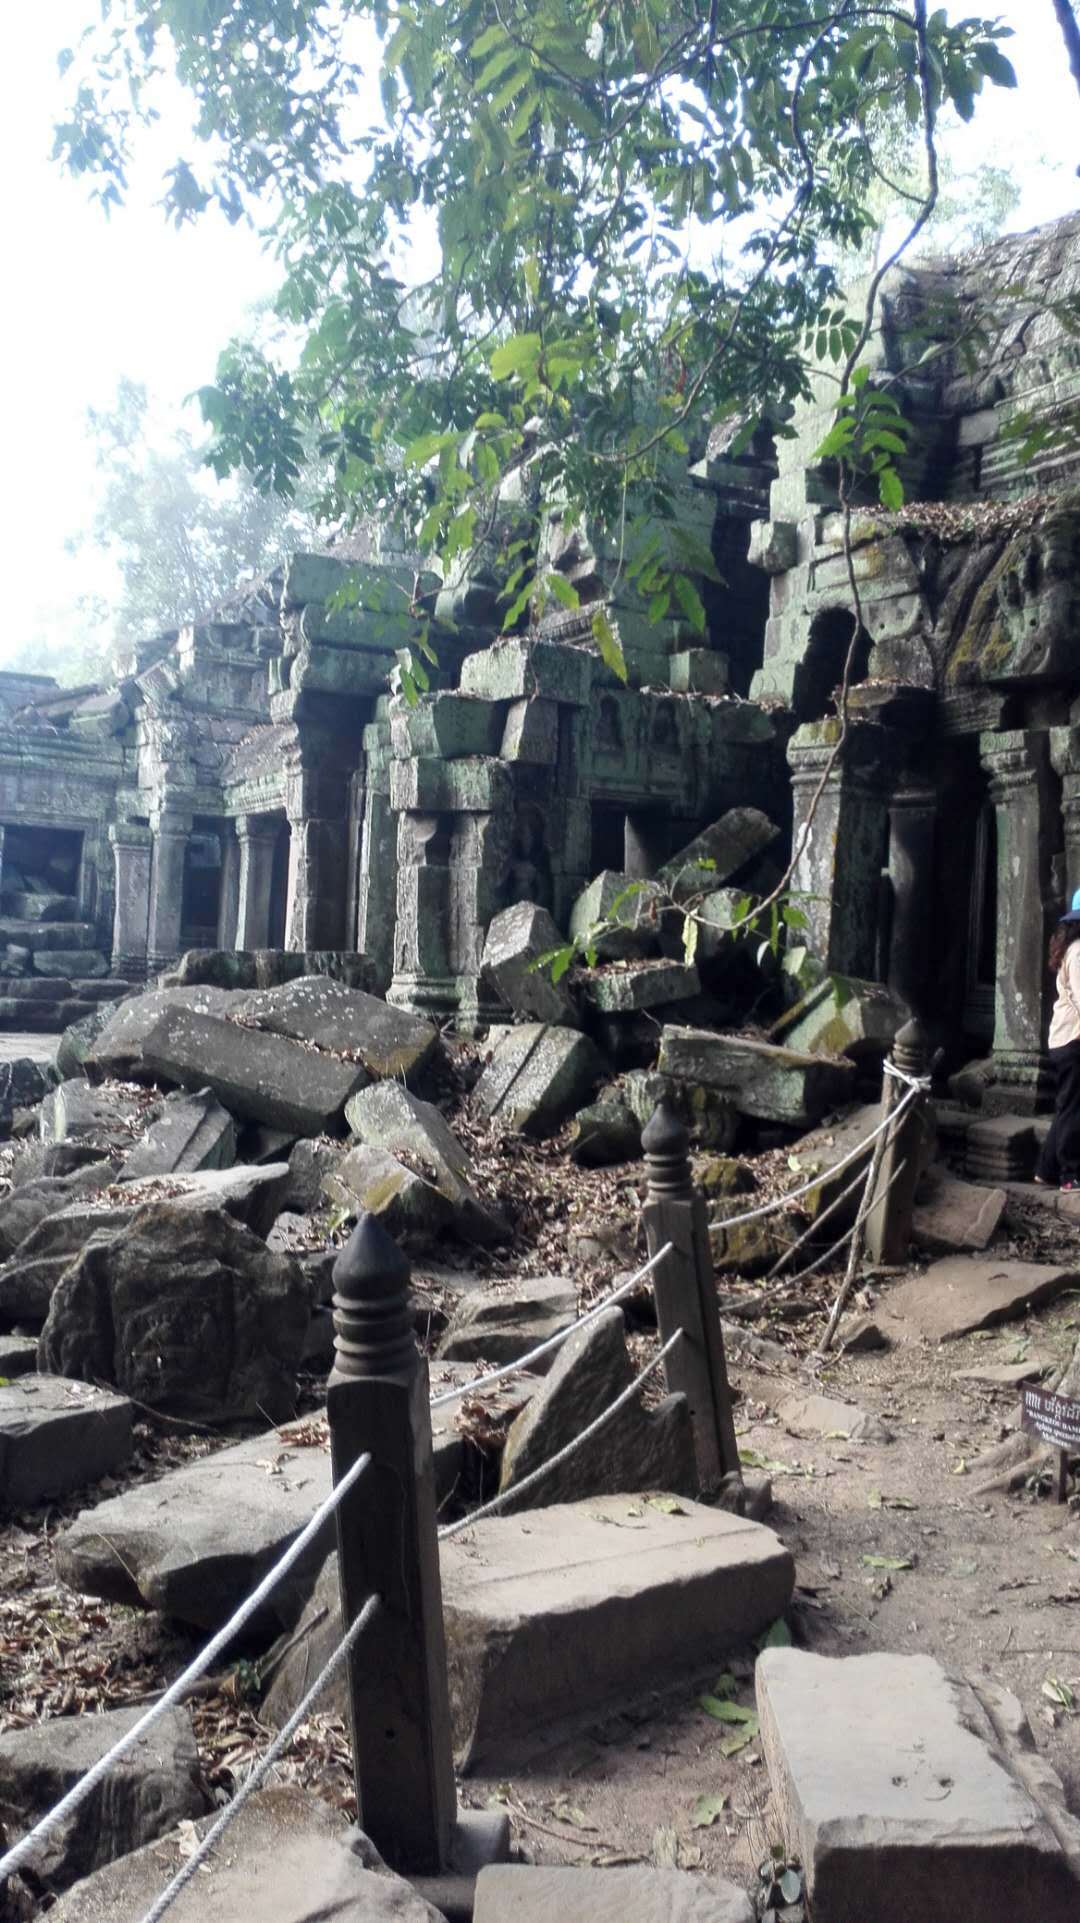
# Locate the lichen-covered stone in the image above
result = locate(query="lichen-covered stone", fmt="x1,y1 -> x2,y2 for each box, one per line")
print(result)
475,1023 -> 604,1136
657,808 -> 780,902
346,1082 -> 507,1243
658,1026 -> 856,1128
481,901 -> 579,1027
568,1100 -> 641,1166
568,872 -> 664,962
583,958 -> 700,1013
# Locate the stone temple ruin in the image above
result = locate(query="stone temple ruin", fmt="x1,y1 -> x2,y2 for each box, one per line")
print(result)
5,213 -> 1080,1923
0,214 -> 1077,1112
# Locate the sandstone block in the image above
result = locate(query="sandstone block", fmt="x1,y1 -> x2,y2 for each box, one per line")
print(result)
459,636 -> 592,704
568,1100 -> 641,1166
0,1377 -> 133,1507
474,1023 -> 604,1136
437,1274 -> 577,1367
880,1255 -> 1078,1342
0,1704 -> 206,1891
39,1079 -> 146,1151
569,871 -> 664,961
658,1027 -> 855,1128
912,1170 -> 1006,1254
87,986 -> 236,1080
657,808 -> 779,902
236,978 -> 437,1083
346,1082 -> 506,1243
481,902 -> 578,1027
583,958 -> 700,1013
138,1006 -> 367,1136
780,976 -> 908,1062
122,1086 -> 236,1180
667,647 -> 730,694
323,1143 -> 455,1240
756,1649 -> 1080,1923
474,1866 -> 752,1923
500,697 -> 559,763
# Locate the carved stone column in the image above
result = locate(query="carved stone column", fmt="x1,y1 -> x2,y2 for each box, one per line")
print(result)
1050,725 -> 1080,899
217,824 -> 241,951
787,720 -> 893,978
885,783 -> 937,1014
980,729 -> 1058,1104
355,720 -> 398,993
236,817 -> 280,951
109,822 -> 153,979
146,811 -> 192,973
386,814 -> 457,1020
285,816 -> 350,951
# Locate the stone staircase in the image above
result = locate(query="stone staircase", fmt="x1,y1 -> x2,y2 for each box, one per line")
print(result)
0,913 -> 126,1031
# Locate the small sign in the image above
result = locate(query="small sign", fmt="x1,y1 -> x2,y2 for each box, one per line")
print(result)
1021,1387 -> 1080,1502
1021,1387 -> 1080,1453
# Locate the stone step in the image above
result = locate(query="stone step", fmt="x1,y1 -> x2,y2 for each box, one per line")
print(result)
71,980 -> 130,1003
0,1377 -> 134,1507
0,977 -> 73,1000
0,998 -> 99,1032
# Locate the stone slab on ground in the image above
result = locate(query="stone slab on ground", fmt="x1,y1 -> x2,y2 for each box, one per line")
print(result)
912,1169 -> 1007,1254
474,1023 -> 604,1136
55,1393 -> 470,1631
768,1390 -> 888,1444
324,1143 -> 456,1240
583,959 -> 700,1014
48,1787 -> 448,1923
139,1006 -> 367,1136
437,1274 -> 577,1367
134,1161 -> 293,1238
236,978 -> 438,1084
0,1703 -> 206,1890
39,1079 -> 147,1151
952,1358 -> 1052,1387
0,1204 -> 134,1321
658,1027 -> 855,1128
0,1333 -> 37,1376
779,976 -> 907,1063
443,1494 -> 794,1767
657,808 -> 779,902
756,1649 -> 1080,1923
473,1865 -> 752,1923
0,1376 -> 133,1508
880,1256 -> 1078,1342
0,1163 -> 114,1261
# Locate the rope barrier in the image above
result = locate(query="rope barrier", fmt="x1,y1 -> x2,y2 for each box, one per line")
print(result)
138,1592 -> 383,1923
0,1450 -> 374,1887
697,1082 -> 919,1235
429,1242 -> 673,1410
438,1327 -> 685,1540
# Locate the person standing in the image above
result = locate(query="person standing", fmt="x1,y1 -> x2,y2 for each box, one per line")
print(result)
1037,888 -> 1080,1191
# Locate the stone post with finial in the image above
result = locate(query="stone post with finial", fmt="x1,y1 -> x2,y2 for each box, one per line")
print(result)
864,1016 -> 933,1265
641,1100 -> 741,1493
327,1211 -> 456,1875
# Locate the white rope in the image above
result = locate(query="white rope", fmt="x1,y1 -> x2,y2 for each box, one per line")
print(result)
0,1450 -> 373,1887
884,1058 -> 932,1093
138,1592 -> 382,1923
438,1327 -> 685,1540
703,1081 -> 919,1235
429,1242 -> 673,1410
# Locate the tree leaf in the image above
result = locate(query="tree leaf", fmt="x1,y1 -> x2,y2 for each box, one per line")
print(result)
592,607 -> 627,683
861,1554 -> 913,1571
690,1792 -> 728,1829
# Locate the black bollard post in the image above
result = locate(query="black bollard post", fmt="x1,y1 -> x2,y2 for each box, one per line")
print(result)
327,1213 -> 456,1875
641,1100 -> 741,1491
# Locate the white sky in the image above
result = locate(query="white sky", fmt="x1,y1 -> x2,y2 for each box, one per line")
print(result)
1,1 -> 1077,663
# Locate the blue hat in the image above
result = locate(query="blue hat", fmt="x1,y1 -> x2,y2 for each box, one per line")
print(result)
1061,887 -> 1080,924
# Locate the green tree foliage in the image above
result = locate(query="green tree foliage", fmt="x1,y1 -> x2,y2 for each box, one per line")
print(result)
69,378 -> 317,647
54,2 -> 1019,649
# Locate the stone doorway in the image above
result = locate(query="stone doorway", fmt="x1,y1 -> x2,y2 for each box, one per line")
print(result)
268,817 -> 290,949
0,823 -> 84,919
180,820 -> 226,952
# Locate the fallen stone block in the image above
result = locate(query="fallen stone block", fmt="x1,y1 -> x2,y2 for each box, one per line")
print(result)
444,1495 -> 793,1766
474,1865 -> 752,1923
912,1169 -> 1006,1254
40,1204 -> 309,1424
9,1142 -> 107,1188
965,1112 -> 1037,1183
756,1649 -> 1080,1923
54,1005 -> 115,1080
770,1390 -> 889,1443
658,1027 -> 855,1128
880,1256 -> 1077,1342
138,1006 -> 367,1136
154,1162 -> 293,1238
709,1211 -> 790,1277
236,977 -> 437,1083
122,1086 -> 236,1180
347,1083 -> 507,1244
622,1069 -> 738,1150
481,901 -> 579,1028
568,1100 -> 641,1166
952,1358 -> 1052,1387
86,985 -> 237,1080
0,1377 -> 133,1507
583,958 -> 700,1013
0,1205 -> 133,1321
283,1137 -> 343,1213
437,1274 -> 577,1367
35,949 -> 108,979
474,1023 -> 604,1136
0,1056 -> 55,1130
39,1079 -> 148,1151
779,975 -> 908,1063
0,1704 -> 206,1891
498,1309 -> 695,1508
47,1787 -> 447,1923
0,1163 -> 114,1260
57,1398 -> 469,1632
324,1143 -> 456,1240
657,807 -> 779,903
568,872 -> 664,962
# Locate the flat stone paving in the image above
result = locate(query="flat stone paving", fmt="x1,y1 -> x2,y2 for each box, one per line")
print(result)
474,1865 -> 753,1922
879,1255 -> 1078,1341
0,1031 -> 59,1061
756,1649 -> 1080,1923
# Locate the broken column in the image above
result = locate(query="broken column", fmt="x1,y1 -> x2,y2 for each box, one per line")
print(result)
109,822 -> 153,980
146,809 -> 191,974
980,729 -> 1057,1104
787,720 -> 892,978
235,816 -> 280,951
216,823 -> 241,950
284,743 -> 353,952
